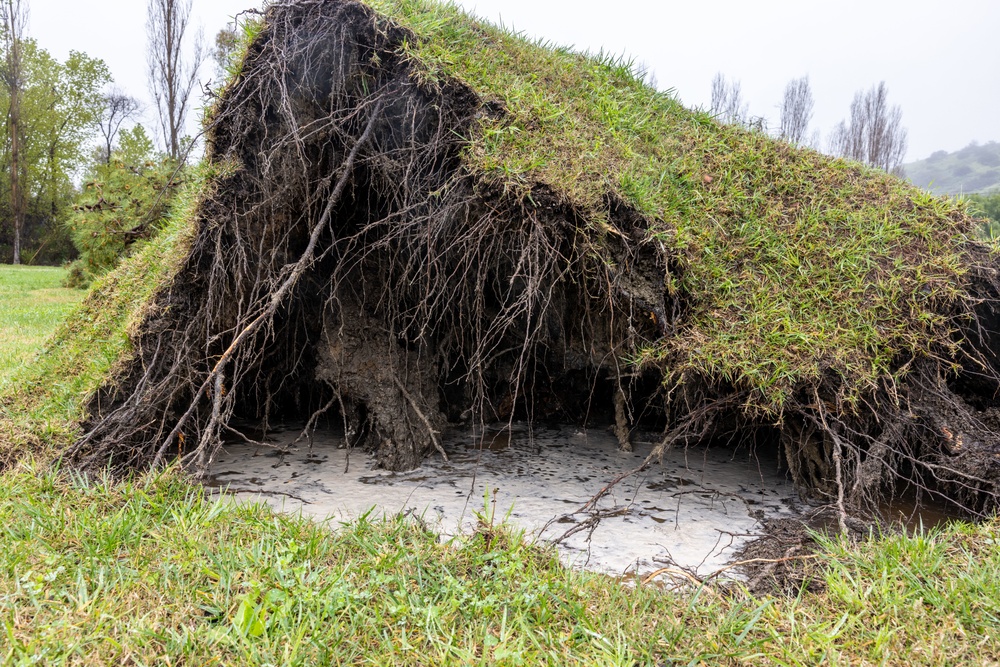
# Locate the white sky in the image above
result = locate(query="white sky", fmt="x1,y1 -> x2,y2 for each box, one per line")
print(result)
28,0 -> 1000,162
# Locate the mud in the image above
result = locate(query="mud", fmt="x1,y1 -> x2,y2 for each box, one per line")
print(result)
208,423 -> 805,577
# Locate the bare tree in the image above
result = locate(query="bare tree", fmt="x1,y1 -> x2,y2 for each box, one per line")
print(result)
98,87 -> 142,164
1,0 -> 27,264
808,128 -> 822,151
710,72 -> 749,126
829,81 -> 908,174
633,59 -> 658,90
779,75 -> 814,145
146,0 -> 205,161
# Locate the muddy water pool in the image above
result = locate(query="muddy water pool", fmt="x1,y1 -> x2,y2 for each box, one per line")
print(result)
207,424 -> 805,577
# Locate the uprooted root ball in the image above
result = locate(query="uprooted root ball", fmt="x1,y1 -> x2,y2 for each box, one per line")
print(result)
71,0 -> 1000,519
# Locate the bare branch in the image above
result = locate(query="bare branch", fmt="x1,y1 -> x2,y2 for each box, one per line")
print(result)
146,0 -> 206,161
829,81 -> 908,173
98,87 -> 143,164
710,72 -> 749,127
779,76 -> 814,145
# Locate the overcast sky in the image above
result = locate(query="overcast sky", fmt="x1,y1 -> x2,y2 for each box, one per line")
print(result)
28,0 -> 1000,162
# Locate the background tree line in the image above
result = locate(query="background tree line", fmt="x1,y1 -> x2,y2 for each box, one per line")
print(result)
709,73 -> 908,175
0,0 -> 207,283
0,0 -> 113,265
0,0 -> 979,274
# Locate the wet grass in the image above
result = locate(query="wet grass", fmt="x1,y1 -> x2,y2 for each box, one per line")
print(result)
2,461 -> 1000,665
0,267 -> 83,388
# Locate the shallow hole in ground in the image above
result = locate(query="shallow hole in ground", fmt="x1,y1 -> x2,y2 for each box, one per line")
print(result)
206,411 -> 973,579
206,421 -> 816,577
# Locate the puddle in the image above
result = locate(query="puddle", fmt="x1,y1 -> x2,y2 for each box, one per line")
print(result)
873,487 -> 968,534
206,423 -> 805,577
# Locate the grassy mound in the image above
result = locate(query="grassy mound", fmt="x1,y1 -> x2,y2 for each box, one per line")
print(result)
5,0 -> 1000,515
381,0 -> 978,412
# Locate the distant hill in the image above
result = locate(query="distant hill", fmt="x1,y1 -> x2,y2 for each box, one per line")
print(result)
904,141 -> 1000,195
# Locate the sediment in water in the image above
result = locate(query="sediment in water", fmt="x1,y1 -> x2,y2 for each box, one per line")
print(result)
207,423 -> 803,576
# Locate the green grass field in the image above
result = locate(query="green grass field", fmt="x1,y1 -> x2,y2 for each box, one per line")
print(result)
2,266 -> 1000,664
0,266 -> 83,388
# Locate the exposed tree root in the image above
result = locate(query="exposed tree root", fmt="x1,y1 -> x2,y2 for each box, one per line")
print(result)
68,0 -> 1000,523
150,96 -> 386,470
613,381 -> 632,452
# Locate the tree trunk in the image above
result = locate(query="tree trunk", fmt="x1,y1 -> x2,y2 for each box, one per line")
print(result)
9,41 -> 22,265
2,0 -> 25,265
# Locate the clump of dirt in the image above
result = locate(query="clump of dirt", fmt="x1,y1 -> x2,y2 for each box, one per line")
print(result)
731,515 -> 827,596
68,0 -> 1000,522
